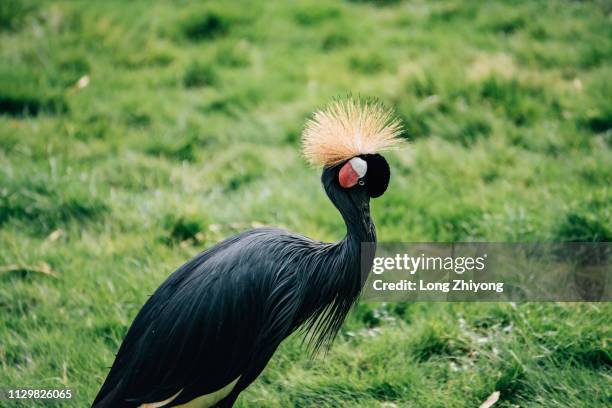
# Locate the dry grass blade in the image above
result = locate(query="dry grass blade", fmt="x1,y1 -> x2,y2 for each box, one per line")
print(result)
0,262 -> 57,277
479,391 -> 500,408
45,229 -> 64,243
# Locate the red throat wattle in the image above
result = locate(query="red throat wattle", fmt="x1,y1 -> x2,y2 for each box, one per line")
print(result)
338,161 -> 360,188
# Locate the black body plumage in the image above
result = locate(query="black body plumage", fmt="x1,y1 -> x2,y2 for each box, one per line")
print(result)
92,157 -> 387,407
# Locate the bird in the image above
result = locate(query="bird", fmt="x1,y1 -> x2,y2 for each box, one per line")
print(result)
92,98 -> 403,408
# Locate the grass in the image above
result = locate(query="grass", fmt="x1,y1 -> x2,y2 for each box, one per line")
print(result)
0,0 -> 610,406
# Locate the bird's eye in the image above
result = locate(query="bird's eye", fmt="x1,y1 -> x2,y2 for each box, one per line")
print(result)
358,180 -> 364,186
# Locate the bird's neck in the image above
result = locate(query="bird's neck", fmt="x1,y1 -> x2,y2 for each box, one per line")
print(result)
342,200 -> 376,245
323,188 -> 378,292
327,183 -> 376,246
294,195 -> 376,349
337,197 -> 376,286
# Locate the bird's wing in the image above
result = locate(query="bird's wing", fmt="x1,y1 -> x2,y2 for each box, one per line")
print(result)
92,231 -> 296,407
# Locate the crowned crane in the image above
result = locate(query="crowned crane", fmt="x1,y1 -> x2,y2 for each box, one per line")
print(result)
92,99 -> 403,408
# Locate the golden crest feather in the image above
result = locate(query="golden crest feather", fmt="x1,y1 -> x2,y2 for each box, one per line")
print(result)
302,98 -> 403,167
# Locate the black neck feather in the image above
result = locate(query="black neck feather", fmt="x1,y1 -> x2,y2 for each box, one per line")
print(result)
296,168 -> 376,352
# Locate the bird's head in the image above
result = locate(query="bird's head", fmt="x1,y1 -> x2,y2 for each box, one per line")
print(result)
303,98 -> 402,204
319,153 -> 390,211
334,154 -> 390,198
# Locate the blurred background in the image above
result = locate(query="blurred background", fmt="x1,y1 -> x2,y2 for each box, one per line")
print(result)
0,0 -> 610,406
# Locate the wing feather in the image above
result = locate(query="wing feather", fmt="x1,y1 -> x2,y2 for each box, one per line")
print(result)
93,230 -> 294,407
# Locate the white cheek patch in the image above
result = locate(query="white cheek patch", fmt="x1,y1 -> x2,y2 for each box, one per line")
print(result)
349,157 -> 367,178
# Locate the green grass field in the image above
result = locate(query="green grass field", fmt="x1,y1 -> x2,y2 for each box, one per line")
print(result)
1,0 -> 611,406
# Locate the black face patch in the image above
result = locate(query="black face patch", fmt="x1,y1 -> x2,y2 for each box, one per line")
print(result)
361,154 -> 390,198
